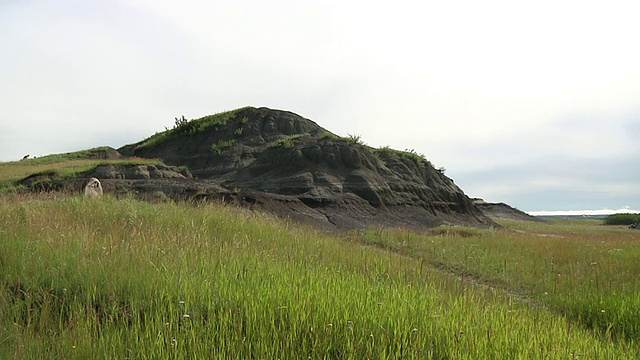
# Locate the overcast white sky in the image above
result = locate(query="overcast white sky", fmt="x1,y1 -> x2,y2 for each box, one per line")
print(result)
1,0 -> 639,213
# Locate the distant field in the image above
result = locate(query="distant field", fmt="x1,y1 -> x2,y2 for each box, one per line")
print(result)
1,193 -> 639,358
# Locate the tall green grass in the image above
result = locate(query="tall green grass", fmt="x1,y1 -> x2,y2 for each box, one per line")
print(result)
354,219 -> 640,344
0,194 -> 637,358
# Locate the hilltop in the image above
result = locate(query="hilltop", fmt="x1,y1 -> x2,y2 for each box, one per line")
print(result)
9,107 -> 497,231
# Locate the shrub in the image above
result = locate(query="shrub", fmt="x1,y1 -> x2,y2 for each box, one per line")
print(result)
270,134 -> 304,148
373,146 -> 433,169
320,131 -> 339,140
346,133 -> 364,145
603,213 -> 640,225
211,139 -> 236,155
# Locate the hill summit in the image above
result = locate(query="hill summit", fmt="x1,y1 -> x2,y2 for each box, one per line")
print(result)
114,107 -> 495,230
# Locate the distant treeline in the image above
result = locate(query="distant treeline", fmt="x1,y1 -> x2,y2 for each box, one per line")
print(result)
603,213 -> 640,225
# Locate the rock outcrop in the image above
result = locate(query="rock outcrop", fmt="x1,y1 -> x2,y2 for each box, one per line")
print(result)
473,198 -> 544,222
88,164 -> 192,180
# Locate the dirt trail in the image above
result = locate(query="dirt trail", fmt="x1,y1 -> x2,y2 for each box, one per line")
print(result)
512,229 -> 566,238
354,238 -> 541,308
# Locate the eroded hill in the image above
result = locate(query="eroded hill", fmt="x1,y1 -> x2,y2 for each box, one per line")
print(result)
114,107 -> 496,230
9,107 -> 497,231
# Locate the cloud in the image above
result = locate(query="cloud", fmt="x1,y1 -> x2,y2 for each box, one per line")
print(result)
454,153 -> 640,211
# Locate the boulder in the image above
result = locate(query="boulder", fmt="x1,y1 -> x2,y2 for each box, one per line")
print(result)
84,177 -> 103,197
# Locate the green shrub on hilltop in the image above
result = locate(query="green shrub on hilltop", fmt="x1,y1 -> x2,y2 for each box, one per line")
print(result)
345,133 -> 365,145
374,146 -> 433,168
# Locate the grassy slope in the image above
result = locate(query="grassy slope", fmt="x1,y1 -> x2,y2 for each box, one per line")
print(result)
132,108 -> 247,151
1,194 -> 638,358
0,148 -> 163,192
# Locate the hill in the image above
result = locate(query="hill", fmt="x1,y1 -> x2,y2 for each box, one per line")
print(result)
473,198 -> 545,222
117,107 -> 495,230
9,107 -> 497,231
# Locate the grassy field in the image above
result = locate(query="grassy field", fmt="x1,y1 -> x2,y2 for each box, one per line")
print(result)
1,193 -> 639,358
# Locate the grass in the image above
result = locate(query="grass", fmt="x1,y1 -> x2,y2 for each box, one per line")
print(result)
320,131 -> 339,140
353,219 -> 640,344
136,108 -> 249,150
374,146 -> 434,169
210,139 -> 237,155
1,194 -> 639,358
0,148 -> 163,193
269,134 -> 305,148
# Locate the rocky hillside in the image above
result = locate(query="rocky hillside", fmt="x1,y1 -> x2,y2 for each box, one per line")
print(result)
114,107 -> 496,230
473,198 -> 545,222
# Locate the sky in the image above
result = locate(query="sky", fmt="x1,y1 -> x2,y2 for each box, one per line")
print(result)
1,0 -> 639,213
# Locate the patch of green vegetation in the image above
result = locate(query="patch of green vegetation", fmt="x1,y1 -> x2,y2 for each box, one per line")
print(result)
0,183 -> 26,194
234,128 -> 244,137
211,139 -> 236,155
270,134 -> 305,148
345,133 -> 365,145
320,131 -> 339,140
0,152 -> 164,193
0,195 -> 637,358
136,107 -> 250,150
176,165 -> 190,173
374,146 -> 433,168
13,147 -> 111,165
603,213 -> 640,225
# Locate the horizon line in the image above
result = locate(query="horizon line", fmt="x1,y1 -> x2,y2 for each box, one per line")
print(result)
526,208 -> 640,217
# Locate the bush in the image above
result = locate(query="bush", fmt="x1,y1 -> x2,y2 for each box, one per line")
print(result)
320,131 -> 338,140
603,213 -> 640,225
211,139 -> 236,155
270,134 -> 304,148
373,146 -> 433,169
346,133 -> 364,145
